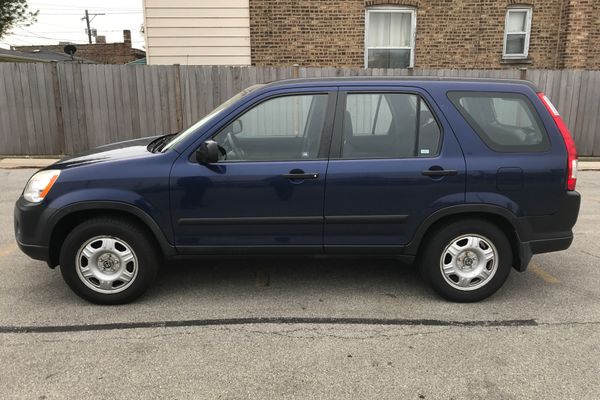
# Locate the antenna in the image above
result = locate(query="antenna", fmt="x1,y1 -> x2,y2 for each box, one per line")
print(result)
182,54 -> 190,129
64,44 -> 77,61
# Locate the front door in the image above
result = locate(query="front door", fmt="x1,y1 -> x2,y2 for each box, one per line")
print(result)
170,90 -> 336,252
324,87 -> 466,252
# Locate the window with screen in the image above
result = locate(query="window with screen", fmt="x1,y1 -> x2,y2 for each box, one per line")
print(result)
365,8 -> 416,68
503,7 -> 532,59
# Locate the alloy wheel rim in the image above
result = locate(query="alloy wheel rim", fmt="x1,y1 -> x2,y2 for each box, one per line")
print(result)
439,234 -> 498,291
75,235 -> 138,294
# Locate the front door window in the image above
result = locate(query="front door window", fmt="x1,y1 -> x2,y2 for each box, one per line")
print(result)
213,94 -> 329,162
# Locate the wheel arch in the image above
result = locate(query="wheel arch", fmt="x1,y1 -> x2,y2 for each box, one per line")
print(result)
47,202 -> 176,267
406,205 -> 529,271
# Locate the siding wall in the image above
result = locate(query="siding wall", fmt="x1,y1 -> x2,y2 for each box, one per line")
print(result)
143,0 -> 251,65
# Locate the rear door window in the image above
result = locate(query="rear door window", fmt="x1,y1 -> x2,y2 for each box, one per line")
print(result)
448,91 -> 549,152
341,93 -> 441,159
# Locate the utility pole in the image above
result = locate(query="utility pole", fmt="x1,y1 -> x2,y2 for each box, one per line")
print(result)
82,10 -> 105,44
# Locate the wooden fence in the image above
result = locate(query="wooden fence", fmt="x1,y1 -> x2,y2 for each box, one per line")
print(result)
0,63 -> 599,156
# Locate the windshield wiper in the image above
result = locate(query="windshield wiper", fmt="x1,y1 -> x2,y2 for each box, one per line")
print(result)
148,134 -> 176,153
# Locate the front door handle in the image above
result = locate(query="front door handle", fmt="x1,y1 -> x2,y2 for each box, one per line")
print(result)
282,170 -> 319,180
422,167 -> 458,177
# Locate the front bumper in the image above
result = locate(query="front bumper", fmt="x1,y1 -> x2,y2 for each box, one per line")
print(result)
16,240 -> 48,262
14,197 -> 52,264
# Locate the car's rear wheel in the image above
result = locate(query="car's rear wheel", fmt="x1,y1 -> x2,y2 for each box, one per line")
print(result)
419,219 -> 512,302
59,218 -> 159,304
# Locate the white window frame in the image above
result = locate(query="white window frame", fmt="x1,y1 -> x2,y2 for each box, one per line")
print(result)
503,7 -> 533,59
365,7 -> 417,68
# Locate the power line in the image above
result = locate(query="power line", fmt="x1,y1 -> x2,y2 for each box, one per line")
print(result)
20,30 -> 135,33
34,22 -> 140,34
13,28 -> 88,43
35,21 -> 91,29
40,11 -> 142,15
10,35 -> 89,44
31,2 -> 140,10
33,6 -> 140,11
10,27 -> 144,45
3,36 -> 38,45
8,34 -> 145,46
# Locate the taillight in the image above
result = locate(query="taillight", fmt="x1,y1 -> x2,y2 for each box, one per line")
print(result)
537,92 -> 578,191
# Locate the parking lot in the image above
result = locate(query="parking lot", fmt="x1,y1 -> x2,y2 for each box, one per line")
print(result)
0,168 -> 599,399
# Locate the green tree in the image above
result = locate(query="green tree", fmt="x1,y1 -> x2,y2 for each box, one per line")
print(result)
0,0 -> 38,39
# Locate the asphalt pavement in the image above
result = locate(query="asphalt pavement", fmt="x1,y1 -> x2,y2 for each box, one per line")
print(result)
0,169 -> 599,399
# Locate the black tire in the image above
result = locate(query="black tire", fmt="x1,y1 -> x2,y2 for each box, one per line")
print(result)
419,219 -> 512,302
59,217 -> 160,305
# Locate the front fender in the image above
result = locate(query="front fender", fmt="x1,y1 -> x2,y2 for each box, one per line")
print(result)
43,190 -> 176,258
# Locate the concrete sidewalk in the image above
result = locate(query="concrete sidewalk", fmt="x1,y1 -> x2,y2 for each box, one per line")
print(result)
579,161 -> 600,171
2,157 -> 600,170
0,158 -> 60,169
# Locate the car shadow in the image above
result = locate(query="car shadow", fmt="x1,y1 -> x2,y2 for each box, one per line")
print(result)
148,256 -> 433,302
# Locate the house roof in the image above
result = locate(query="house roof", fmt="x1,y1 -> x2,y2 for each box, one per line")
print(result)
0,47 -> 94,63
127,57 -> 146,65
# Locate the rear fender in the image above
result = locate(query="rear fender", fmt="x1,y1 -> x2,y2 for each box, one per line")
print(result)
406,204 -> 531,271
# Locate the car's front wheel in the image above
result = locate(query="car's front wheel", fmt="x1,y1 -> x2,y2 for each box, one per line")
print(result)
419,219 -> 512,302
59,218 -> 159,304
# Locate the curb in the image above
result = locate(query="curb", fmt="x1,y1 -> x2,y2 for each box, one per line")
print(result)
0,158 -> 60,169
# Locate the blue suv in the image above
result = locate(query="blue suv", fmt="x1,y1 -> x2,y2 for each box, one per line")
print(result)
14,77 -> 581,304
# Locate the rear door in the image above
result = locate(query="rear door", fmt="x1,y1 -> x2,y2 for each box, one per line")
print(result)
445,89 -> 565,216
323,86 -> 466,252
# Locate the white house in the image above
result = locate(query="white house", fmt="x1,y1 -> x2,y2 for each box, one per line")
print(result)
142,0 -> 251,65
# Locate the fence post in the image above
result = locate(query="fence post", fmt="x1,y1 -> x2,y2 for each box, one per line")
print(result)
49,62 -> 66,155
292,64 -> 300,79
174,64 -> 183,131
519,67 -> 528,81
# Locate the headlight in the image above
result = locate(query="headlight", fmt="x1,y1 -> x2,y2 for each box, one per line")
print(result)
23,170 -> 61,203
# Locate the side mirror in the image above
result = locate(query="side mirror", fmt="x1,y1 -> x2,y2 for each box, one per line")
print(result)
231,119 -> 243,135
196,140 -> 220,164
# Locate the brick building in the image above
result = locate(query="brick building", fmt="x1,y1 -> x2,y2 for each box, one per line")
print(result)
15,30 -> 145,65
142,0 -> 599,69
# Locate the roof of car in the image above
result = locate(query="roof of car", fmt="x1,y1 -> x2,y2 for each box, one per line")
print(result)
262,76 -> 540,91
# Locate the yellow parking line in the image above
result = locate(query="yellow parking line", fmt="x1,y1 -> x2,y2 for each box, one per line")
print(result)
529,262 -> 560,284
0,243 -> 17,258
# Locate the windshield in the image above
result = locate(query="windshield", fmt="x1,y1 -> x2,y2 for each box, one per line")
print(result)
161,84 -> 265,152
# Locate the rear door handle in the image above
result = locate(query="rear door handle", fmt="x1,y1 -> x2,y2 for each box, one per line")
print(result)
422,168 -> 458,177
282,172 -> 320,180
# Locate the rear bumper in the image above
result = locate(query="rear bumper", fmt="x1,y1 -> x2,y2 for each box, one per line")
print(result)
514,191 -> 580,271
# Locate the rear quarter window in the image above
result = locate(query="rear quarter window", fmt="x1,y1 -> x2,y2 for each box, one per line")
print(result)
448,91 -> 550,152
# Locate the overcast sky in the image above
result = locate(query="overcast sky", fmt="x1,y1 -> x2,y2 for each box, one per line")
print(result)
1,0 -> 145,50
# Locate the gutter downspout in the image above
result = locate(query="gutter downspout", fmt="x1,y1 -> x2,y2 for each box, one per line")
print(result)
554,0 -> 566,69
